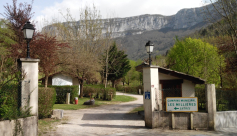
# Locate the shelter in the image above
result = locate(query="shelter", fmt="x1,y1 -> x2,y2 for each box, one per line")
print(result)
136,63 -> 205,111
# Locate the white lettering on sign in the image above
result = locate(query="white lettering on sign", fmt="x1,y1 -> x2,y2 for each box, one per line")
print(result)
166,97 -> 198,112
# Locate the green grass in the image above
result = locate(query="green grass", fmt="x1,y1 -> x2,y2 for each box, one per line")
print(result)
53,95 -> 137,110
113,95 -> 137,102
38,118 -> 61,136
129,106 -> 144,113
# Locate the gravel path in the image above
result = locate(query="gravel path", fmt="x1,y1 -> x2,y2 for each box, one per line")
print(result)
44,92 -> 237,136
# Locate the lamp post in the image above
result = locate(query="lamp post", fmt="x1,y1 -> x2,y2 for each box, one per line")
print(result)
22,21 -> 35,58
145,41 -> 154,66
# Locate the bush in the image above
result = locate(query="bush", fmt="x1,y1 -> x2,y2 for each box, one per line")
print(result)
40,85 -> 79,104
0,84 -> 18,120
116,85 -> 143,95
124,86 -> 137,94
83,85 -> 116,100
38,87 -> 56,119
115,85 -> 124,92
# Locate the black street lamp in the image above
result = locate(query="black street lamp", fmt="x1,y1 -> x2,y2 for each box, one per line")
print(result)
22,21 -> 35,58
145,41 -> 154,66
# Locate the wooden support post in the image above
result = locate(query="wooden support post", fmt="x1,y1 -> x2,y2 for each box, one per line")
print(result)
190,112 -> 193,130
66,93 -> 70,104
172,112 -> 175,129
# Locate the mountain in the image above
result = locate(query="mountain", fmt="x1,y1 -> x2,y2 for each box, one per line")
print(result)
43,4 -> 216,60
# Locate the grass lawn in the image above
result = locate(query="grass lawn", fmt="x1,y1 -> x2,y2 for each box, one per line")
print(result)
53,95 -> 137,110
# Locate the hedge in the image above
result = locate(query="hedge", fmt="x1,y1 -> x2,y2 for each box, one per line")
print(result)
116,85 -> 144,94
40,85 -> 79,104
38,87 -> 56,119
83,85 -> 116,100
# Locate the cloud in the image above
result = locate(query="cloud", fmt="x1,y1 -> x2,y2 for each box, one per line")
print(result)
35,0 -> 207,31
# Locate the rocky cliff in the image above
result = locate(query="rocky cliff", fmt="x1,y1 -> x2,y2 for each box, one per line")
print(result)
101,5 -> 207,38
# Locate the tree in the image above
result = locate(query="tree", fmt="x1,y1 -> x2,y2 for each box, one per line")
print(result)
124,60 -> 140,86
166,37 -> 225,85
48,5 -> 104,97
203,0 -> 237,55
103,42 -> 131,88
1,0 -> 68,88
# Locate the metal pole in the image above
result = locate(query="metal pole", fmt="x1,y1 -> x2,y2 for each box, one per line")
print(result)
27,40 -> 30,58
149,53 -> 151,67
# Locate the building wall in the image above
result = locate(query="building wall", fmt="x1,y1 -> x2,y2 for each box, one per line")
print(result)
52,74 -> 73,86
158,73 -> 195,97
182,80 -> 195,97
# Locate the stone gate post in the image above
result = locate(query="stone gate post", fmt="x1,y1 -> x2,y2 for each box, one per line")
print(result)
18,58 -> 40,116
143,66 -> 159,128
205,84 -> 216,130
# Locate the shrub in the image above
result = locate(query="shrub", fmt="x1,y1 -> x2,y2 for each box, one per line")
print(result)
43,85 -> 79,104
124,86 -> 137,94
83,85 -> 116,100
0,83 -> 19,120
38,87 -> 56,119
115,85 -> 124,92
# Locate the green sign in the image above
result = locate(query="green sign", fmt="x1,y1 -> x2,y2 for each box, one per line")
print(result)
166,97 -> 198,112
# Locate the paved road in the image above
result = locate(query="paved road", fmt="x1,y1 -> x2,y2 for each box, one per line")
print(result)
45,92 -> 237,136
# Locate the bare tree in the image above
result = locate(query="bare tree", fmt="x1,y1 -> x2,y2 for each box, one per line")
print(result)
203,0 -> 237,54
47,5 -> 104,97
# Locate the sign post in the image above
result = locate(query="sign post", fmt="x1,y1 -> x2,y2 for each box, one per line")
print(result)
166,97 -> 198,112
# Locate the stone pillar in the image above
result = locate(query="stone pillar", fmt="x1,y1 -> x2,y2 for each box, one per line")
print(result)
143,66 -> 159,128
18,58 -> 40,116
205,84 -> 216,130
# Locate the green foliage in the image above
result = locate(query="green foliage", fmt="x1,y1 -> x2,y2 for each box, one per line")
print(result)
124,60 -> 140,86
41,85 -> 79,104
103,42 -> 131,86
38,87 -> 56,119
0,84 -> 18,120
0,83 -> 31,121
0,19 -> 16,45
83,85 -> 116,100
167,37 -> 226,85
116,85 -> 143,94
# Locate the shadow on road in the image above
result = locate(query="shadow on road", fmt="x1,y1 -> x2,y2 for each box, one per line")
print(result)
80,123 -> 145,129
81,113 -> 144,120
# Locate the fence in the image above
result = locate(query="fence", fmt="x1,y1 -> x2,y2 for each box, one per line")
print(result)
195,88 -> 237,111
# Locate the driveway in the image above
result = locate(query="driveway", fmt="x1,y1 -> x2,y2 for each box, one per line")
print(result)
45,92 -> 237,136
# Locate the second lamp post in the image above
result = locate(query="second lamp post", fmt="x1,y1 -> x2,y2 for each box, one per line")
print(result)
145,41 -> 154,66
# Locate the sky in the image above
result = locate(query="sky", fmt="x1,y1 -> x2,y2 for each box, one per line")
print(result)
0,0 -> 209,31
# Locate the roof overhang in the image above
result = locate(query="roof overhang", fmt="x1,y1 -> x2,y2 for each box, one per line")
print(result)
135,63 -> 205,84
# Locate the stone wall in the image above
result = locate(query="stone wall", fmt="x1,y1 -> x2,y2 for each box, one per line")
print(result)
215,111 -> 237,130
153,111 -> 208,130
0,116 -> 37,136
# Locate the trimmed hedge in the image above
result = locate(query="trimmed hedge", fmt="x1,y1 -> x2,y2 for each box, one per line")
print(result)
116,85 -> 144,94
38,87 -> 56,119
83,85 -> 116,100
40,85 -> 79,104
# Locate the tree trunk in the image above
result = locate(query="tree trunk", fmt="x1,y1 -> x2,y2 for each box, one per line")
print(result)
45,75 -> 49,88
78,79 -> 84,98
112,80 -> 115,88
105,49 -> 109,88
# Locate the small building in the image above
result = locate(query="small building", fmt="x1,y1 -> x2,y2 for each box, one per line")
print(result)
39,72 -> 81,94
136,63 -> 205,111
